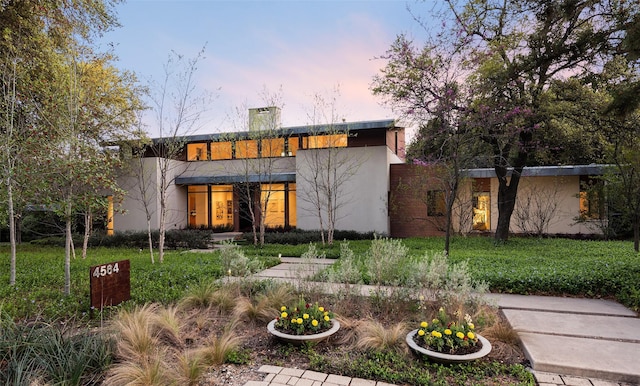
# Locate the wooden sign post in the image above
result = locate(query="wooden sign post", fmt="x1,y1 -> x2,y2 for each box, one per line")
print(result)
89,260 -> 131,310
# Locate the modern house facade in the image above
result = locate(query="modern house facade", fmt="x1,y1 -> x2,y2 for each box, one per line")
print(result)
113,108 -> 406,235
113,107 -> 606,238
389,164 -> 608,238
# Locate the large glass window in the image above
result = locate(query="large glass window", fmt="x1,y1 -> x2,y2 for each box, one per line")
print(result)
260,183 -> 296,228
261,138 -> 285,158
287,137 -> 300,156
211,185 -> 234,228
210,141 -> 233,160
188,185 -> 209,228
473,192 -> 491,231
236,139 -> 259,159
187,143 -> 208,161
303,134 -> 348,149
579,176 -> 604,220
288,183 -> 296,227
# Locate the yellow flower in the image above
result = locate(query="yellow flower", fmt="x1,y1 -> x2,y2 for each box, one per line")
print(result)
420,321 -> 428,328
324,311 -> 329,316
431,331 -> 442,338
467,332 -> 475,340
318,307 -> 324,312
468,323 -> 475,330
303,313 -> 309,319
291,318 -> 296,324
312,319 -> 318,327
456,332 -> 465,339
280,306 -> 287,312
281,312 -> 288,318
324,315 -> 330,321
444,329 -> 452,335
418,329 -> 425,336
432,319 -> 439,324
297,318 -> 303,324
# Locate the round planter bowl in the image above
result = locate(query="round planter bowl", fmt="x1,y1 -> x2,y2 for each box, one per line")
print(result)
406,329 -> 492,364
267,319 -> 340,345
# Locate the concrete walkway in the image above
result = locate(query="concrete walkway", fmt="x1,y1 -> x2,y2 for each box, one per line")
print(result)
243,258 -> 640,386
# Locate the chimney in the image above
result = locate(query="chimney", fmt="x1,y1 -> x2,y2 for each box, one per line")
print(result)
249,106 -> 281,132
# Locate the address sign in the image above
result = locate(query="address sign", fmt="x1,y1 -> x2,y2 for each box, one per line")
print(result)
89,259 -> 131,310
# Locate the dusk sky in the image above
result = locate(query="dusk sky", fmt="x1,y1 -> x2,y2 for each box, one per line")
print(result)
98,0 -> 436,137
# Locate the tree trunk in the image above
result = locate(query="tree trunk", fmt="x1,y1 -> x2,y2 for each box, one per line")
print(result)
82,209 -> 91,259
8,180 -> 16,286
147,217 -> 155,264
64,201 -> 73,296
494,168 -> 523,242
633,213 -> 639,253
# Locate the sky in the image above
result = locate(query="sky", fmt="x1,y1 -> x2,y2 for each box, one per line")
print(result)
97,0 -> 436,138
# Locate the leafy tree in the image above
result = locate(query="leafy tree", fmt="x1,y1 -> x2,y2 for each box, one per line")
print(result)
0,0 -> 125,287
375,0 -> 639,241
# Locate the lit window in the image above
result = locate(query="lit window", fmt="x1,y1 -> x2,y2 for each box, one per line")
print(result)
211,185 -> 234,227
236,140 -> 258,159
261,138 -> 285,158
287,137 -> 300,156
472,192 -> 490,231
304,134 -> 348,149
188,185 -> 209,228
579,176 -> 604,220
210,141 -> 232,160
427,190 -> 446,217
187,143 -> 207,161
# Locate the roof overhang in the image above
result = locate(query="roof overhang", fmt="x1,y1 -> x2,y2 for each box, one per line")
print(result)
175,173 -> 296,185
463,164 -> 612,178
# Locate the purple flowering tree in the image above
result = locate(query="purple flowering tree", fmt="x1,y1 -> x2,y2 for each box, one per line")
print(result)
374,0 -> 638,242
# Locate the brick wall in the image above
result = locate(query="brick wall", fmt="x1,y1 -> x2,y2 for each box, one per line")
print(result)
389,164 -> 446,238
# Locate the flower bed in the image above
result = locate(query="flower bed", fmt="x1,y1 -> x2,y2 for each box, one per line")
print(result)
273,300 -> 335,335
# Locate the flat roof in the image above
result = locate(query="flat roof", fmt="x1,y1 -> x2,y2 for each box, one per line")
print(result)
154,119 -> 402,144
175,173 -> 296,185
464,164 -> 611,178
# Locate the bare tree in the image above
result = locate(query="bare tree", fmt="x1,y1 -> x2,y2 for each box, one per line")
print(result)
513,179 -> 561,237
227,92 -> 287,246
148,48 -> 212,263
297,90 -> 364,245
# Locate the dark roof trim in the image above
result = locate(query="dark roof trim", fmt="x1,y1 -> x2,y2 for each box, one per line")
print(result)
175,173 -> 296,185
463,164 -> 612,178
154,119 -> 402,144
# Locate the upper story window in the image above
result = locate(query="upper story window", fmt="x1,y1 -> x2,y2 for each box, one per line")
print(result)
303,134 -> 348,149
185,133 -> 348,161
235,139 -> 259,159
261,138 -> 285,158
187,143 -> 207,161
210,141 -> 232,160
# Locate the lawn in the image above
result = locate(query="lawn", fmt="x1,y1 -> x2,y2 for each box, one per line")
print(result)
0,236 -> 636,385
1,236 -> 637,319
244,236 -> 640,311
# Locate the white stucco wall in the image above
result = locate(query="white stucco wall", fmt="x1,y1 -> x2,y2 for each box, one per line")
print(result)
296,146 -> 391,234
114,158 -> 188,232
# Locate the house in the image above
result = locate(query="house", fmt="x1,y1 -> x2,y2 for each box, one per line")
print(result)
112,106 -> 607,238
113,107 -> 406,235
389,164 -> 609,237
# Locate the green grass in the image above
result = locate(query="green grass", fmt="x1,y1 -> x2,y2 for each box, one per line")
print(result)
245,237 -> 640,311
0,245 -> 276,319
1,236 -> 638,320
